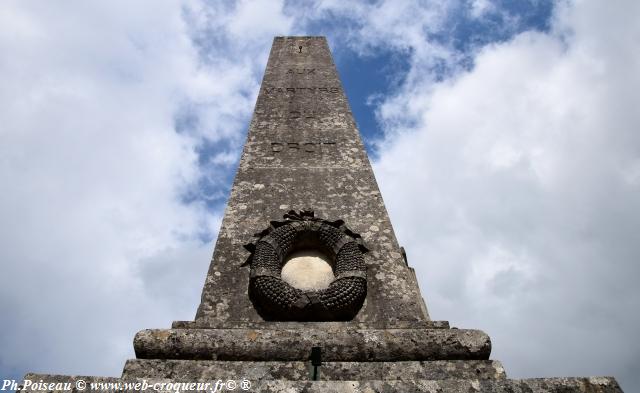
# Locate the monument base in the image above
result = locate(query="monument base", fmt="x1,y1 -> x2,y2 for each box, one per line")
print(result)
19,321 -> 623,392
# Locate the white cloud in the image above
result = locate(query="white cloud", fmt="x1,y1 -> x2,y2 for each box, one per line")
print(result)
0,0 -> 273,377
469,0 -> 495,19
228,0 -> 293,40
374,1 -> 640,388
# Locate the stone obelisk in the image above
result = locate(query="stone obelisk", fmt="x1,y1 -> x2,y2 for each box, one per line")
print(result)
194,36 -> 430,327
20,36 -> 622,392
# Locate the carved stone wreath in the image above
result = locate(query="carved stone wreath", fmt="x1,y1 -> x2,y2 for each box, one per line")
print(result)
245,210 -> 368,321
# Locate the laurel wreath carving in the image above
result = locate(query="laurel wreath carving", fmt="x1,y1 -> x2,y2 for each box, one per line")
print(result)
244,210 -> 368,321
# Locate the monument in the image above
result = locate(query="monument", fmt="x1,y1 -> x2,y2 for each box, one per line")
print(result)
20,37 -> 622,392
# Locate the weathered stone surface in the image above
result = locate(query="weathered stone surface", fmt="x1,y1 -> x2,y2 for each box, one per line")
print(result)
194,36 -> 430,326
122,359 -> 506,381
229,378 -> 623,392
249,378 -> 623,392
281,250 -> 334,290
382,360 -> 506,381
170,320 -> 451,329
133,328 -> 490,361
19,374 -> 622,393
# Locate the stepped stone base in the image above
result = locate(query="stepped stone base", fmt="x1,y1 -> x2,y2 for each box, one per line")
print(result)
19,320 -> 624,392
19,322 -> 623,392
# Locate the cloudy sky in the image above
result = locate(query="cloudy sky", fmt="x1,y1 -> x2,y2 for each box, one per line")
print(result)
1,0 -> 638,390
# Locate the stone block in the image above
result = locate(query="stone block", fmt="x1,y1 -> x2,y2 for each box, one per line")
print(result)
133,328 -> 491,361
122,359 -> 506,381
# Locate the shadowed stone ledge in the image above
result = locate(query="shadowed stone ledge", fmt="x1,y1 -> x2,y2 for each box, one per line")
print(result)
122,359 -> 506,381
133,328 -> 491,361
171,320 -> 451,329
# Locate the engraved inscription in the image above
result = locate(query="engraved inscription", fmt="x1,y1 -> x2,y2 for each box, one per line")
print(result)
289,110 -> 316,119
270,141 -> 336,153
286,68 -> 316,74
262,87 -> 341,95
252,109 -> 336,129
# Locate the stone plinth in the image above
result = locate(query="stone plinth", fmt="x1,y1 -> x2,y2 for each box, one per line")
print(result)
133,328 -> 491,361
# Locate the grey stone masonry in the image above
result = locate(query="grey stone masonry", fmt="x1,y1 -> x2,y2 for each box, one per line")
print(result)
133,328 -> 491,361
19,36 -> 623,392
122,360 -> 507,381
194,36 -> 429,326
